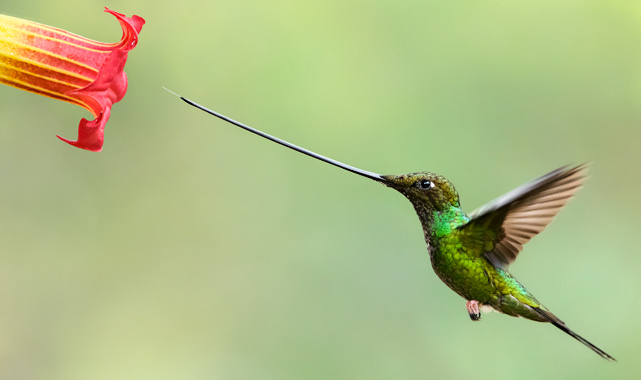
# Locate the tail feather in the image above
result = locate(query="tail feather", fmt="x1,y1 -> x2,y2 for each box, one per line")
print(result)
534,308 -> 616,361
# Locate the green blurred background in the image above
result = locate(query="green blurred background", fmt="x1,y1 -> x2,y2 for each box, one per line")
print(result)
1,0 -> 639,379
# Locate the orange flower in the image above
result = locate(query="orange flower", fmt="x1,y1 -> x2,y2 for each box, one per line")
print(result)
0,7 -> 145,151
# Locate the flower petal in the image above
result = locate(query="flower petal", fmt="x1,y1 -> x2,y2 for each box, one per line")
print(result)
0,7 -> 145,151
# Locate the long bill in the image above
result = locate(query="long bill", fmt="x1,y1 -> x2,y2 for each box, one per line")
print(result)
170,90 -> 385,182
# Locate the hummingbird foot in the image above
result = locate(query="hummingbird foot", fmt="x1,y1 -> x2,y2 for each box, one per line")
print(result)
466,300 -> 482,321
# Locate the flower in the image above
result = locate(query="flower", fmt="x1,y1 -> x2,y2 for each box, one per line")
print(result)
0,7 -> 145,151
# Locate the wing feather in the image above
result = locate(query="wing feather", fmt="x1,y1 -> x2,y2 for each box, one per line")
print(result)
459,164 -> 588,269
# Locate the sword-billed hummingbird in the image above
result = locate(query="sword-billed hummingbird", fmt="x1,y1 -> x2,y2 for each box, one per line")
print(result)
170,91 -> 615,361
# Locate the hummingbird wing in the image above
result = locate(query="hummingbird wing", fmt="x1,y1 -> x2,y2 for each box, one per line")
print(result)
458,164 -> 588,269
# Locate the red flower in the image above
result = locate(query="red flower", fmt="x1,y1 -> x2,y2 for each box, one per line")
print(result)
0,7 -> 145,151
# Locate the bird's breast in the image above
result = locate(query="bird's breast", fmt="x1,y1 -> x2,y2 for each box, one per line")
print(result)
429,238 -> 497,303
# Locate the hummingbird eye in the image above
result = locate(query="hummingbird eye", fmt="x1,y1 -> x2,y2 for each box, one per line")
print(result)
418,179 -> 434,190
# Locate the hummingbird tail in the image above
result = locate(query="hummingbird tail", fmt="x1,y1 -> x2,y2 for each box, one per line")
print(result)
533,308 -> 616,361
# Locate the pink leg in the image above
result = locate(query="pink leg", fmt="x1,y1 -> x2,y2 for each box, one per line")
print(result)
466,300 -> 481,321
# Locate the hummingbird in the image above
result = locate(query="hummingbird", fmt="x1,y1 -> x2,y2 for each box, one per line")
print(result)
168,90 -> 615,361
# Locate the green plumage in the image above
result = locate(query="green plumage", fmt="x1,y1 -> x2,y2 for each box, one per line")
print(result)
175,94 -> 616,361
382,165 -> 615,360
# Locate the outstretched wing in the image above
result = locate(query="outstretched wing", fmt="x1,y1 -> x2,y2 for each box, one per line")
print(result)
457,164 -> 588,269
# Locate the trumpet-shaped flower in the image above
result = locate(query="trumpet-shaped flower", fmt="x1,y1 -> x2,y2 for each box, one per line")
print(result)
0,7 -> 144,151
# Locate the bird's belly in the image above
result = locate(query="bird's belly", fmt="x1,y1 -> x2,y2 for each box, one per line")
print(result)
429,241 -> 551,321
430,245 -> 495,303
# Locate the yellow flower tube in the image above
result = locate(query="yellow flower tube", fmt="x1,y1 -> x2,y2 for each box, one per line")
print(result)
0,7 -> 145,151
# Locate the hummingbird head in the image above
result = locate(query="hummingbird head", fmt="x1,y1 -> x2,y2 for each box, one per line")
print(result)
380,172 -> 461,213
